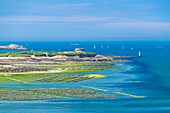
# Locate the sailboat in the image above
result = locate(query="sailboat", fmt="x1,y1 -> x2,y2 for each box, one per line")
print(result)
138,51 -> 141,57
94,45 -> 96,49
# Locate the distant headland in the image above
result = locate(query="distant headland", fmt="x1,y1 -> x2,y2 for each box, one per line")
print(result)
0,44 -> 27,50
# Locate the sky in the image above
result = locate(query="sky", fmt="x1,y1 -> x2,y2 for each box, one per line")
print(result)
0,0 -> 170,41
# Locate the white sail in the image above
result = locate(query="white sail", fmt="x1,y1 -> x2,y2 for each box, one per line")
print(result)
138,51 -> 141,57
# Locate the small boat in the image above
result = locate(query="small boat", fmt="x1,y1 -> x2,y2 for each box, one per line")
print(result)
131,48 -> 134,50
101,45 -> 103,48
71,43 -> 79,46
107,46 -> 110,48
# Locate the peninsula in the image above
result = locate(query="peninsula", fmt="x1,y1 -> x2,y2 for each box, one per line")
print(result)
0,48 -> 129,100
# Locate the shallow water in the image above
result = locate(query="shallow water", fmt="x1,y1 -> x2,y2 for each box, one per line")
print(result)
0,41 -> 170,113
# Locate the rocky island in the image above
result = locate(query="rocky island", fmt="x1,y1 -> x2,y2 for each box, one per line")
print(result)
0,44 -> 27,50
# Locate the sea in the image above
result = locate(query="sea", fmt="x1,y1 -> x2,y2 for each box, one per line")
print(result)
0,41 -> 170,113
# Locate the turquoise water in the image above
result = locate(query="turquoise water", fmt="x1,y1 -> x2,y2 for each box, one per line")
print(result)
0,41 -> 170,113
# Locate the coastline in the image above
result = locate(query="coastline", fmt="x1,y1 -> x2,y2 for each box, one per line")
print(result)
0,41 -> 169,113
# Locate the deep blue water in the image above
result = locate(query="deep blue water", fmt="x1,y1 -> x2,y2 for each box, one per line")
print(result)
0,41 -> 170,113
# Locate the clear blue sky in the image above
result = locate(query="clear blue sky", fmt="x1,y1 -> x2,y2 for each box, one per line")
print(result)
0,0 -> 170,41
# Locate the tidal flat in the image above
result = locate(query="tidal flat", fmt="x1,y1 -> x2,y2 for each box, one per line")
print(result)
0,50 -> 121,100
0,88 -> 114,100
